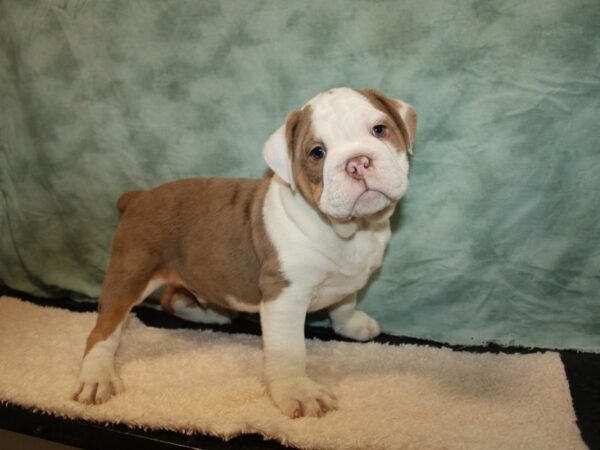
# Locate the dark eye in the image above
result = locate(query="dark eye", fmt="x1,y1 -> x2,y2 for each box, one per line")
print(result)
372,124 -> 387,138
309,146 -> 326,161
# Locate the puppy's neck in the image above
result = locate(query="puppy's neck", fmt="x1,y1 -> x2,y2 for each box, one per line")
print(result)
329,207 -> 394,239
329,219 -> 360,239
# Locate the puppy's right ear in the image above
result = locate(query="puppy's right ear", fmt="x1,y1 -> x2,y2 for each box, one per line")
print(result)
263,110 -> 305,192
262,124 -> 295,191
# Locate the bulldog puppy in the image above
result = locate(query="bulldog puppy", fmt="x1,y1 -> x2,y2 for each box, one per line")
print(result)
72,87 -> 417,418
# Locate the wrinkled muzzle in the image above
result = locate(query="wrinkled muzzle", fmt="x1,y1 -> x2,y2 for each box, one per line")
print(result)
319,149 -> 409,220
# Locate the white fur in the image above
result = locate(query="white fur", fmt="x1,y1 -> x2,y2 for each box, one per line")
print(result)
73,278 -> 163,404
260,176 -> 389,416
263,176 -> 391,312
257,88 -> 415,417
141,277 -> 165,299
260,285 -> 338,417
307,88 -> 410,219
328,294 -> 381,341
72,324 -> 124,404
262,124 -> 296,191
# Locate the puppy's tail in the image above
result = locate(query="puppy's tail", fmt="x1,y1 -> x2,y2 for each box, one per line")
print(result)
117,190 -> 143,215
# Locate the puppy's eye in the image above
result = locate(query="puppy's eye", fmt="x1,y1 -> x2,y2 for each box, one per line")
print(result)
372,124 -> 387,138
309,146 -> 326,161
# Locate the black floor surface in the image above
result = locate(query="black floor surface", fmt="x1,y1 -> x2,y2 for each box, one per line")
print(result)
0,287 -> 598,449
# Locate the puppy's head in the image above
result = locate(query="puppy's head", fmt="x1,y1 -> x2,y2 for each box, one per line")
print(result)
263,87 -> 417,222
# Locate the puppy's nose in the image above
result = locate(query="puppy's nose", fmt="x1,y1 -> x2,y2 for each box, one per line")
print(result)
346,155 -> 372,180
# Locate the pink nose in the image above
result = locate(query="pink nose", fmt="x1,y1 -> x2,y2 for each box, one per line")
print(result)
346,155 -> 372,180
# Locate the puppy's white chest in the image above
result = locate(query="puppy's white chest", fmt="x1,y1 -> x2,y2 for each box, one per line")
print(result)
263,178 -> 392,312
309,229 -> 388,311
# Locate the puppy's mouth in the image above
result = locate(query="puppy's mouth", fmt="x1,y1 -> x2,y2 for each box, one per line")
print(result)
332,188 -> 393,221
320,169 -> 408,222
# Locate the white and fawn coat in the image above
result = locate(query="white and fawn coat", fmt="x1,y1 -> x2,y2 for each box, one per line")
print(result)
73,87 -> 417,418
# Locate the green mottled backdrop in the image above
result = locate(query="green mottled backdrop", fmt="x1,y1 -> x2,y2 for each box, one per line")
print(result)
1,0 -> 599,350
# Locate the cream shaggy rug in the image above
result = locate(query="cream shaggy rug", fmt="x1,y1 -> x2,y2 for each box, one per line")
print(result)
0,296 -> 586,450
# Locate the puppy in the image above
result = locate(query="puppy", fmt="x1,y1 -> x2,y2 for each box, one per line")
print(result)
72,87 -> 417,418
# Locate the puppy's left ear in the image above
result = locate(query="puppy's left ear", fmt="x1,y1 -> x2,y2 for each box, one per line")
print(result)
394,99 -> 417,155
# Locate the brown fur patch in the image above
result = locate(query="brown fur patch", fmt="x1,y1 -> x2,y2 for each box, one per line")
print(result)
90,178 -> 288,344
285,106 -> 325,207
250,180 -> 290,301
117,190 -> 143,214
84,256 -> 160,355
355,89 -> 412,153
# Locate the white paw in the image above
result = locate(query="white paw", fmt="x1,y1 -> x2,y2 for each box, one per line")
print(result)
332,310 -> 381,341
72,347 -> 123,405
269,377 -> 338,418
72,371 -> 123,405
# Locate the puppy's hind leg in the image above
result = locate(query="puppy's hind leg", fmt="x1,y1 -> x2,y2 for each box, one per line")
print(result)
160,285 -> 237,325
72,256 -> 163,405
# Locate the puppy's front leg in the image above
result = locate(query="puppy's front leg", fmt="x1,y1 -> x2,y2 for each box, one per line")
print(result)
260,288 -> 337,418
329,293 -> 381,341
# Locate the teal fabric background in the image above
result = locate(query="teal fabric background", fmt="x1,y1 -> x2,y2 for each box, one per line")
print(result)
1,0 -> 599,350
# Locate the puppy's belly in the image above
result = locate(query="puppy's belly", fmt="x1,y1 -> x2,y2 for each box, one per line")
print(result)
221,294 -> 260,313
174,283 -> 261,314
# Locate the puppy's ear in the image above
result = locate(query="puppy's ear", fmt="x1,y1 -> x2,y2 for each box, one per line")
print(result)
263,124 -> 295,190
394,99 -> 417,155
358,89 -> 418,154
262,109 -> 305,191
